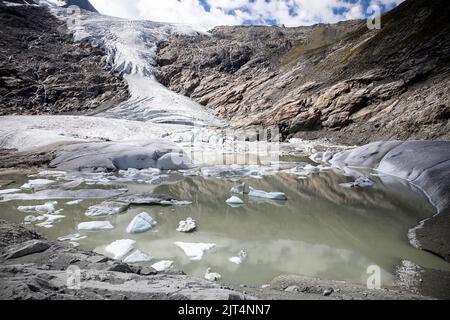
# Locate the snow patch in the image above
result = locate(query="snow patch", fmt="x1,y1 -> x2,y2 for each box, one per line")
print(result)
77,221 -> 114,231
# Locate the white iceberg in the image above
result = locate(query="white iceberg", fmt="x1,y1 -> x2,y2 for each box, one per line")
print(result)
303,164 -> 321,173
77,221 -> 114,231
0,189 -> 21,195
174,242 -> 216,260
204,268 -> 221,282
21,179 -> 56,190
17,201 -> 58,214
35,171 -> 66,178
58,233 -> 87,242
85,201 -> 129,217
66,199 -> 83,205
23,215 -> 46,223
126,212 -> 157,234
309,151 -> 335,164
248,188 -> 287,201
105,239 -> 136,260
176,217 -> 196,233
35,214 -> 65,228
226,196 -> 244,205
229,250 -> 248,265
151,260 -> 174,272
123,250 -> 153,263
340,176 -> 375,189
230,183 -> 248,194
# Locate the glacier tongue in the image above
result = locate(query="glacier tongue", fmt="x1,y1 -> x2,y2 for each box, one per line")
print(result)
57,8 -> 224,127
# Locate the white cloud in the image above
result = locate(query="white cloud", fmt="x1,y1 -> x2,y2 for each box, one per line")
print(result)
89,0 -> 404,29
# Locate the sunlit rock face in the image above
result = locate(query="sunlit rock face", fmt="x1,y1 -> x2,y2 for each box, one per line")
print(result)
156,0 -> 450,144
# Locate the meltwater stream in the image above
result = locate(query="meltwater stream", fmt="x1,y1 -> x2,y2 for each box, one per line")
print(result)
1,156 -> 449,287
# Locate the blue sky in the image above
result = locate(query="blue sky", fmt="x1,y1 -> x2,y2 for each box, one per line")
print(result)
90,0 -> 404,28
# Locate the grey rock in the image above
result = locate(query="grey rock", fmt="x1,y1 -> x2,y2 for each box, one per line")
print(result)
6,240 -> 50,259
0,4 -> 128,117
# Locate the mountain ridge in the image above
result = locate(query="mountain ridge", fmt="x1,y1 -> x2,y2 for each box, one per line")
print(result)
155,0 -> 450,144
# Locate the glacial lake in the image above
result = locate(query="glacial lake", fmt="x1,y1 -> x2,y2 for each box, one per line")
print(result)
1,156 -> 450,288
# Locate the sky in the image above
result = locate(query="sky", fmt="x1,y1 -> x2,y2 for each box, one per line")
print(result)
89,0 -> 405,28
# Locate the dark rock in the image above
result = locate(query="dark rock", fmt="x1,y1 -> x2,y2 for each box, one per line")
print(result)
0,4 -> 129,116
5,240 -> 50,259
107,263 -> 134,273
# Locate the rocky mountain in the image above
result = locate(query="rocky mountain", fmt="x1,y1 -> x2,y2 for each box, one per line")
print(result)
156,0 -> 450,144
0,0 -> 128,115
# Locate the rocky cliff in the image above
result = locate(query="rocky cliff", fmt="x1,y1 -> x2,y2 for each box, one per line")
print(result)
0,0 -> 128,115
156,0 -> 450,145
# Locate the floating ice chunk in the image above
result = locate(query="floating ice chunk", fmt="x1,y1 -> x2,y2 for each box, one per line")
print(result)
340,177 -> 375,189
229,250 -> 248,265
204,268 -> 221,282
58,233 -> 87,242
226,196 -> 244,205
17,201 -> 58,214
119,168 -> 161,180
309,151 -> 335,164
0,189 -> 21,195
147,175 -> 171,185
1,188 -> 127,202
126,212 -> 157,234
77,221 -> 114,231
35,171 -> 66,178
66,200 -> 83,205
36,214 -> 65,228
201,165 -> 260,178
21,179 -> 56,190
176,217 -> 196,233
248,188 -> 287,201
160,200 -> 192,206
85,201 -> 129,217
317,165 -> 333,172
23,215 -> 46,223
230,183 -> 248,194
309,153 -> 324,163
151,260 -> 173,272
105,239 -> 136,260
60,179 -> 83,190
288,167 -> 310,177
123,250 -> 153,263
304,164 -> 321,173
179,169 -> 200,177
174,242 -> 216,260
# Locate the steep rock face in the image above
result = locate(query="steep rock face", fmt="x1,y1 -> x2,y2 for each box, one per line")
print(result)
156,0 -> 449,144
0,1 -> 129,115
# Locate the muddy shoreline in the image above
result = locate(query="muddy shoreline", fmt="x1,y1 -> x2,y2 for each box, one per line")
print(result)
0,220 -> 436,300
